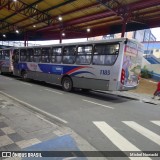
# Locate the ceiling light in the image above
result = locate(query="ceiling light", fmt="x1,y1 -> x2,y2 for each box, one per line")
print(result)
15,30 -> 19,34
33,25 -> 36,28
58,16 -> 63,21
87,28 -> 91,32
3,34 -> 6,37
13,0 -> 17,2
62,33 -> 65,36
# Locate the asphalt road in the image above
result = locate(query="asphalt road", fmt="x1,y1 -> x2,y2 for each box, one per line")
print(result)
0,74 -> 160,160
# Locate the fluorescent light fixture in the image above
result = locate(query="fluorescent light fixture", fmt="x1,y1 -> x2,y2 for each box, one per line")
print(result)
16,30 -> 19,33
62,33 -> 65,36
58,16 -> 63,21
3,34 -> 6,37
87,28 -> 91,32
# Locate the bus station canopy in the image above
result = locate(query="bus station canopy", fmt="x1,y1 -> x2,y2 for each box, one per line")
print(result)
0,0 -> 160,41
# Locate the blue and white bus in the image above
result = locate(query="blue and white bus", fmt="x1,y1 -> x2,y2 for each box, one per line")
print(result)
0,48 -> 14,74
12,38 -> 143,91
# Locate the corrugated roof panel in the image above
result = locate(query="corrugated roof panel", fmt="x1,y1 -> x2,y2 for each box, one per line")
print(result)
0,0 -> 160,41
75,16 -> 120,27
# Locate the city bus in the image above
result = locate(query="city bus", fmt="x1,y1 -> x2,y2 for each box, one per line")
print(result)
12,38 -> 143,91
0,48 -> 14,74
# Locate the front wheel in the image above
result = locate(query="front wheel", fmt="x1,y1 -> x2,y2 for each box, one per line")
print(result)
62,77 -> 73,92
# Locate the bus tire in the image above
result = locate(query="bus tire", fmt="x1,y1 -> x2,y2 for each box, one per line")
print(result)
21,70 -> 27,80
0,69 -> 2,75
62,77 -> 73,92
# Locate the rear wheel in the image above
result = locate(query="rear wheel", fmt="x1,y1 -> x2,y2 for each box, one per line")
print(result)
62,77 -> 73,92
0,69 -> 3,75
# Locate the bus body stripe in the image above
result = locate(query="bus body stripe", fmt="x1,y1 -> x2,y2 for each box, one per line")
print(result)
70,71 -> 95,76
66,66 -> 88,75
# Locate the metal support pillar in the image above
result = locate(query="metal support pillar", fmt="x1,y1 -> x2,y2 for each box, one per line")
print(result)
24,32 -> 29,47
121,12 -> 131,38
24,34 -> 27,47
60,31 -> 62,44
121,22 -> 126,37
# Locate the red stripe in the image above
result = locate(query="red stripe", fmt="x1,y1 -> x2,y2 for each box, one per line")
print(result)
66,66 -> 86,75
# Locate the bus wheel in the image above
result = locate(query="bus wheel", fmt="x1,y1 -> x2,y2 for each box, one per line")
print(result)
21,70 -> 27,80
62,77 -> 73,92
0,69 -> 2,75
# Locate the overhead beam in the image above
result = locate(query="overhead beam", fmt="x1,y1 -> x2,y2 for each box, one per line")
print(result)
0,0 -> 57,32
36,0 -> 160,33
1,0 -> 43,21
37,11 -> 115,32
1,0 -> 76,33
12,2 -> 100,31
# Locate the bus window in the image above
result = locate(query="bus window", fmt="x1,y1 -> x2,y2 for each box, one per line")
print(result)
93,43 -> 119,65
34,48 -> 41,62
20,49 -> 27,62
51,47 -> 62,63
1,50 -> 10,60
41,47 -> 50,63
76,45 -> 92,65
63,46 -> 76,64
27,48 -> 34,62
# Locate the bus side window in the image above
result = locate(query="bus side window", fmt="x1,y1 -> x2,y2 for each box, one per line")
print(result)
27,49 -> 34,62
3,50 -> 10,60
41,47 -> 50,63
76,45 -> 92,65
52,47 -> 62,63
20,49 -> 27,62
93,43 -> 119,65
63,46 -> 76,64
34,48 -> 41,62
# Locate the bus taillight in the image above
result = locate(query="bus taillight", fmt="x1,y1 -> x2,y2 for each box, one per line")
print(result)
121,69 -> 125,85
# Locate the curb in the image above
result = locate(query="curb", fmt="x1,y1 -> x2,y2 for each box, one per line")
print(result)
93,90 -> 139,100
0,91 -> 68,125
93,90 -> 159,105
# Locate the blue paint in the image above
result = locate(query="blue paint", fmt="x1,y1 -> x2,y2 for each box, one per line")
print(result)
17,63 -> 91,76
22,135 -> 87,160
51,65 -> 63,75
146,57 -> 160,64
16,63 -> 29,70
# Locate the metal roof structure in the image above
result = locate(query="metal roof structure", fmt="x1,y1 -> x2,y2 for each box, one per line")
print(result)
0,0 -> 160,42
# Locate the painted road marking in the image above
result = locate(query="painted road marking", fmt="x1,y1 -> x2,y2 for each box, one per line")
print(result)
0,91 -> 68,124
123,121 -> 160,146
5,77 -> 12,80
83,99 -> 114,109
151,121 -> 160,127
20,82 -> 32,86
93,121 -> 151,160
45,88 -> 63,95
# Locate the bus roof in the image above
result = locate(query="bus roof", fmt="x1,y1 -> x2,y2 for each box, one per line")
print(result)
1,38 -> 141,50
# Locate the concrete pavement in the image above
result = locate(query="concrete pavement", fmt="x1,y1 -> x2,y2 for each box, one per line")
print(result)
0,93 -> 106,160
0,75 -> 160,159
